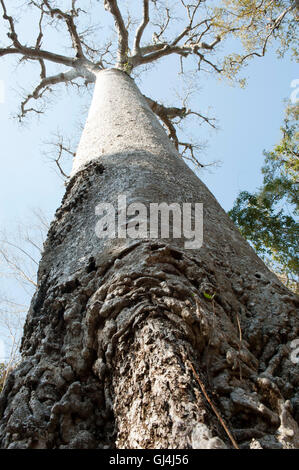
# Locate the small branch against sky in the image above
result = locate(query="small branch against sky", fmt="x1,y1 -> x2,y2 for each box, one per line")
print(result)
144,93 -> 217,168
43,132 -> 76,181
29,0 -> 85,57
0,237 -> 38,289
0,0 -> 75,66
18,69 -> 83,119
133,0 -> 149,56
0,213 -> 49,376
0,296 -> 26,382
0,213 -> 48,292
104,0 -> 129,67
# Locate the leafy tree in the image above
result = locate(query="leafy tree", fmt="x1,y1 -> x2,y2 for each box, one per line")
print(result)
229,103 -> 299,291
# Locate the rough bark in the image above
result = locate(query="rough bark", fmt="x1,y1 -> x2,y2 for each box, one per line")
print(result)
0,69 -> 298,449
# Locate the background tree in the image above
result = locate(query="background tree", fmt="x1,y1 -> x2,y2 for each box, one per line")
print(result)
0,0 -> 298,450
0,211 -> 49,379
229,102 -> 299,292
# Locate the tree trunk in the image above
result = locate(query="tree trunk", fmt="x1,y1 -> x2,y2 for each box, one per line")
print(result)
0,68 -> 298,449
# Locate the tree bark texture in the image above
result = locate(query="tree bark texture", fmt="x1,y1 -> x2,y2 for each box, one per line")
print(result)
0,69 -> 298,449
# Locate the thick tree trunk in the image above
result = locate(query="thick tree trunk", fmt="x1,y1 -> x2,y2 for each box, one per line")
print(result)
0,69 -> 298,449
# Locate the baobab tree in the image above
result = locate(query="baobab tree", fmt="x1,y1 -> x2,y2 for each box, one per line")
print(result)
0,0 -> 298,450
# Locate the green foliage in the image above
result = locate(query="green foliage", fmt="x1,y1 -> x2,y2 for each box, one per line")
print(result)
203,292 -> 215,301
229,102 -> 299,290
212,1 -> 299,83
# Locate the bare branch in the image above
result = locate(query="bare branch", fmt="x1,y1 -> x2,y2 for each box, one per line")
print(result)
151,6 -> 171,41
94,40 -> 115,68
131,38 -> 222,72
133,0 -> 149,55
29,0 -> 85,58
144,93 -> 217,170
195,49 -> 222,74
35,12 -> 47,78
0,248 -> 37,288
185,110 -> 216,129
38,59 -> 46,79
178,141 -> 204,169
0,0 -> 75,67
52,140 -> 75,181
129,2 -> 222,71
0,45 -> 74,67
144,95 -> 187,146
132,44 -> 189,66
145,94 -> 216,143
104,0 -> 129,67
145,96 -> 187,120
31,208 -> 50,233
171,0 -> 202,46
0,214 -> 49,297
35,8 -> 44,49
0,0 -> 22,48
43,133 -> 77,181
139,43 -> 167,55
19,69 -> 82,120
0,240 -> 39,266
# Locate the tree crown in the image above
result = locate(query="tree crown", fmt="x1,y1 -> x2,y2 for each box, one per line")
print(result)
1,0 -> 298,168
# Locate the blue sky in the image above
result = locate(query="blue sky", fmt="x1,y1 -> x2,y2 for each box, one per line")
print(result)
0,1 -> 298,360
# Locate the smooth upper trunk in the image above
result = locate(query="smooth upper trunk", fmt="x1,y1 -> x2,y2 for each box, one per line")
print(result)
72,68 -> 177,175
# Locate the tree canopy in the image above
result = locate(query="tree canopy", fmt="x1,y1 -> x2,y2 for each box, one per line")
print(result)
0,1 -> 298,168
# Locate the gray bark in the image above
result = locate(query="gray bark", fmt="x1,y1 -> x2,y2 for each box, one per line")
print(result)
0,69 -> 298,449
